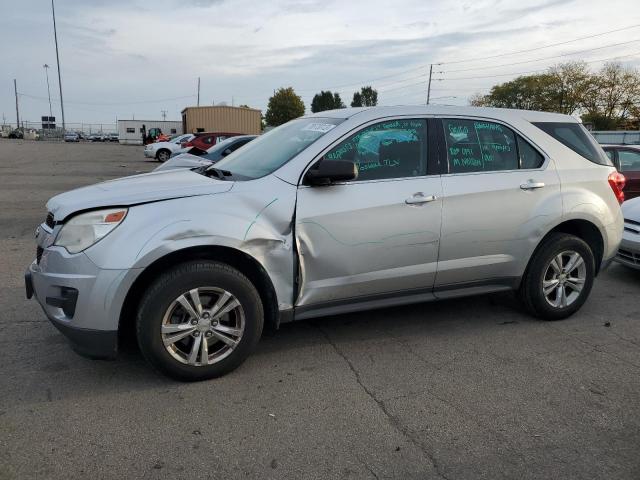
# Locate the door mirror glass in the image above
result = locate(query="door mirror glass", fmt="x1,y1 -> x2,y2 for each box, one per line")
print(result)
305,159 -> 358,186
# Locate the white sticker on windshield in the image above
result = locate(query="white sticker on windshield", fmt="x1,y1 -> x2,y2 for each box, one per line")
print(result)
302,123 -> 336,133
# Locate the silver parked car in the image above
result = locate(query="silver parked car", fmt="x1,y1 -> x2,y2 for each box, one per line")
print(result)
26,106 -> 624,381
616,196 -> 640,269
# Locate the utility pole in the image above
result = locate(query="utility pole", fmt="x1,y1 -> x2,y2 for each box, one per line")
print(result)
14,79 -> 20,129
161,110 -> 167,121
426,64 -> 433,105
51,0 -> 66,132
197,77 -> 200,106
43,64 -> 53,118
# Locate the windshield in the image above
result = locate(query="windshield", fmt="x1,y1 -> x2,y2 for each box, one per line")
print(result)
172,134 -> 189,144
206,136 -> 240,153
212,118 -> 344,179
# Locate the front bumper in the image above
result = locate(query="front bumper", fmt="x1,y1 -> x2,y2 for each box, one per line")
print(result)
615,225 -> 640,270
143,148 -> 155,158
25,243 -> 132,359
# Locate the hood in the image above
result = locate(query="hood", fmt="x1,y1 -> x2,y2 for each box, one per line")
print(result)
154,154 -> 211,172
47,169 -> 233,221
622,196 -> 640,220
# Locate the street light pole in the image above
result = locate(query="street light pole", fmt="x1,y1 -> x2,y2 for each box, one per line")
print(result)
43,64 -> 53,118
51,0 -> 66,132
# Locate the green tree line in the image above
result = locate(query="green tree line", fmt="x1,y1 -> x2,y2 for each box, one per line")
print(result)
470,62 -> 640,130
263,86 -> 379,127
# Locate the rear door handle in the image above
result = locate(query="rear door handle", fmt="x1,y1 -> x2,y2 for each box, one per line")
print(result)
405,193 -> 437,205
520,181 -> 545,190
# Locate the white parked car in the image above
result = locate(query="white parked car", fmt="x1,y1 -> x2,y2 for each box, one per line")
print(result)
144,134 -> 195,162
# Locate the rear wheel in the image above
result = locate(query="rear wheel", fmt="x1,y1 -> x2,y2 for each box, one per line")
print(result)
156,149 -> 171,162
520,233 -> 595,320
136,261 -> 264,381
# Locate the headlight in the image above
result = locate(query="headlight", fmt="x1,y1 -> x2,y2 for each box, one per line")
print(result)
55,208 -> 128,254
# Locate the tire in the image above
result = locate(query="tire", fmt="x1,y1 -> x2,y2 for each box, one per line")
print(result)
136,261 -> 264,381
520,233 -> 595,320
156,149 -> 170,162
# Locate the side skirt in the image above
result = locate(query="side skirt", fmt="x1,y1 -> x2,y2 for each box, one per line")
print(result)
287,277 -> 520,322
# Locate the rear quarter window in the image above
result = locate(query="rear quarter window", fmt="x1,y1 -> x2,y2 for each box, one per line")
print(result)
532,122 -> 612,166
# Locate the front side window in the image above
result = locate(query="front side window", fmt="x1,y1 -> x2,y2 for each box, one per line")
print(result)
213,117 -> 344,179
324,119 -> 427,181
532,122 -> 612,166
443,119 -> 518,173
618,150 -> 640,172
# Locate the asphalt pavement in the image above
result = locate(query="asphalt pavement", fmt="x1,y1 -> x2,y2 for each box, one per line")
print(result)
1,139 -> 639,480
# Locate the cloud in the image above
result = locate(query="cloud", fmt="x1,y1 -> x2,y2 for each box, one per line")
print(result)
1,0 -> 637,123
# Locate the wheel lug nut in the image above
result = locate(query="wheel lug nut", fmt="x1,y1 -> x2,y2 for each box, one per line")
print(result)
205,331 -> 213,337
193,331 -> 200,337
191,319 -> 198,325
212,321 -> 218,326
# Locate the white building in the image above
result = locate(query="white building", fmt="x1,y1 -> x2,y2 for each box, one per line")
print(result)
117,120 -> 183,145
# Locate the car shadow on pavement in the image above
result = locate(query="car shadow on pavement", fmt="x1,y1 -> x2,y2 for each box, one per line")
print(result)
27,290 -> 530,396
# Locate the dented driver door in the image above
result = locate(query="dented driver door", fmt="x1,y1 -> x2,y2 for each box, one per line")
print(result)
293,117 -> 442,314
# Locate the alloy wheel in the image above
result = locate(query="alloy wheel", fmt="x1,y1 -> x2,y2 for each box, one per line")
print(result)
161,287 -> 245,366
542,250 -> 587,308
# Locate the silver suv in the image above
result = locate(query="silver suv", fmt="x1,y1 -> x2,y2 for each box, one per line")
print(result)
26,106 -> 624,381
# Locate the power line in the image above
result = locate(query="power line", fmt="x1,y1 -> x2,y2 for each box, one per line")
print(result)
437,24 -> 640,65
441,39 -> 640,74
440,51 -> 640,81
17,92 -> 197,106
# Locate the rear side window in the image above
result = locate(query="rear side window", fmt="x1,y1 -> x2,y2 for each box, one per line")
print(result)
443,119 -> 521,173
532,122 -> 612,166
517,136 -> 544,169
618,149 -> 640,172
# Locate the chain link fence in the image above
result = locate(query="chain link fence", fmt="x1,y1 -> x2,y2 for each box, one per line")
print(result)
1,122 -> 117,140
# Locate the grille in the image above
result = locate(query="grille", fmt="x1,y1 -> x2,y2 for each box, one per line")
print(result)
45,212 -> 55,229
36,246 -> 43,264
617,249 -> 639,265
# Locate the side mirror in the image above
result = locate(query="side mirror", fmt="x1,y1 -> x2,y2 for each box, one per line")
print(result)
305,159 -> 358,186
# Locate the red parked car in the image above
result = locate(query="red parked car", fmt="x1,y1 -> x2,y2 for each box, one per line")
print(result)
181,132 -> 242,152
602,145 -> 640,200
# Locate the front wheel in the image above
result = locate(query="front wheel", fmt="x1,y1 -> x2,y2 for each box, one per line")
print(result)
156,149 -> 170,162
136,261 -> 264,381
520,233 -> 595,320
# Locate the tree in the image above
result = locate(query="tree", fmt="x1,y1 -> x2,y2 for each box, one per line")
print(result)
265,87 -> 305,126
582,62 -> 640,129
311,90 -> 345,113
351,86 -> 378,107
468,61 -> 640,129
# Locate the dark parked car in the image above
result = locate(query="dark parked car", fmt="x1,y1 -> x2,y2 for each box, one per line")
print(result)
160,135 -> 257,171
8,129 -> 24,139
89,133 -> 104,142
602,145 -> 640,200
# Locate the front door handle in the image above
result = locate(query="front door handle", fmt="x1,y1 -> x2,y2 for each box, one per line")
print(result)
520,181 -> 545,190
405,193 -> 437,205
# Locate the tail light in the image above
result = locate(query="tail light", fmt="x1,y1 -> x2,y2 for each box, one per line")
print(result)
608,171 -> 625,204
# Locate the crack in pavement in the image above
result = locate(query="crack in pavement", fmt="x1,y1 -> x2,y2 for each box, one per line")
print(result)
544,323 -> 640,370
315,324 -> 452,480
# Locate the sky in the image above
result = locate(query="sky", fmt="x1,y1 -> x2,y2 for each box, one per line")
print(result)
1,0 -> 640,127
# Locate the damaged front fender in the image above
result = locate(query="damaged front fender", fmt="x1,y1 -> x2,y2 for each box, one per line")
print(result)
84,175 -> 298,313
